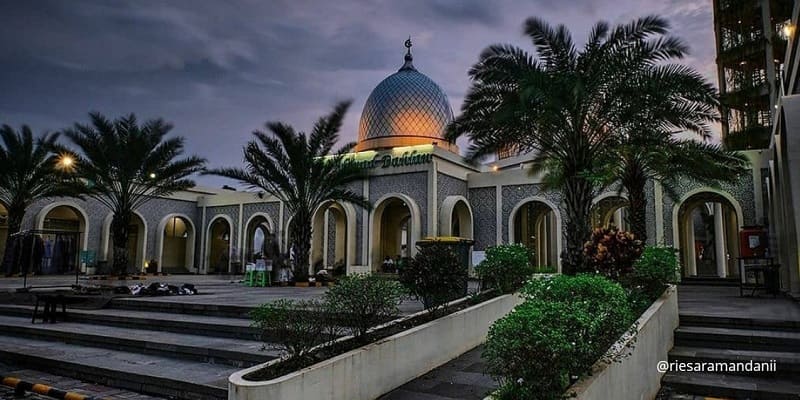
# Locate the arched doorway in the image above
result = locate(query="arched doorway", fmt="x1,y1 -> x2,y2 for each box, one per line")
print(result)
370,195 -> 421,272
206,216 -> 232,274
591,195 -> 630,231
102,212 -> 147,273
159,214 -> 195,273
0,203 -> 8,265
244,214 -> 276,263
675,191 -> 741,278
440,196 -> 474,239
312,202 -> 350,274
39,204 -> 87,274
509,199 -> 560,270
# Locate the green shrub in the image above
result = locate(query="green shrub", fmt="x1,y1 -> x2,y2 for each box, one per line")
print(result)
476,244 -> 535,293
522,274 -> 632,314
323,274 -> 405,341
628,246 -> 679,304
251,299 -> 340,362
487,275 -> 635,399
533,265 -> 557,274
400,243 -> 468,311
583,227 -> 644,279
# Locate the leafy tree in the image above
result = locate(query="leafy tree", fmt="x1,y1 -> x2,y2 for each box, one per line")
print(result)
206,101 -> 370,282
447,16 -> 710,273
0,125 -> 83,237
63,113 -> 205,275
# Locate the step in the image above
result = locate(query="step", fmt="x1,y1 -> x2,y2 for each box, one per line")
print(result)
109,297 -> 255,318
675,326 -> 800,352
668,346 -> 800,379
662,371 -> 800,400
0,304 -> 260,340
680,313 -> 800,332
0,335 -> 232,400
0,315 -> 276,367
680,277 -> 740,287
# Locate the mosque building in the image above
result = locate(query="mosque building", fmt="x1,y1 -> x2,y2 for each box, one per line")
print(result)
0,41 -> 781,293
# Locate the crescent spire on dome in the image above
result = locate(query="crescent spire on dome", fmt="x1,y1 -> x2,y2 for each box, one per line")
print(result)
400,36 -> 415,71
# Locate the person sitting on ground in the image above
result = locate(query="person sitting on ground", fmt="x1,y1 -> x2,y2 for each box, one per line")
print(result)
382,256 -> 394,273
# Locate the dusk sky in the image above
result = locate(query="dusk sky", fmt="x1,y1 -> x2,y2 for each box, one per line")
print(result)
1,0 -> 717,187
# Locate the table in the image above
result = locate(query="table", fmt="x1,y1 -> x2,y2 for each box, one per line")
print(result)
738,257 -> 780,297
32,294 -> 88,323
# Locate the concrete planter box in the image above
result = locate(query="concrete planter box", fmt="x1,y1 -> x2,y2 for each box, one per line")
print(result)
229,293 -> 523,400
565,285 -> 679,400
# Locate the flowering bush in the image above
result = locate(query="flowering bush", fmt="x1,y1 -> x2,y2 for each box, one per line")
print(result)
583,227 -> 644,279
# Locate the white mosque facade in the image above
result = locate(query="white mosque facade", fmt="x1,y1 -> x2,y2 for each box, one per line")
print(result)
1,44 -> 794,295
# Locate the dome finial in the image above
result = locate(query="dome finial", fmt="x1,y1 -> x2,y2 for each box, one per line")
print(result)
400,36 -> 416,71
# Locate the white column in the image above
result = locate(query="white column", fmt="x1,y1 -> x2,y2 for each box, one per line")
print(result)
655,181 -> 665,244
199,198 -> 207,274
685,214 -> 697,276
536,215 -> 547,265
495,185 -> 503,245
237,203 -> 244,271
714,203 -> 728,278
362,179 -> 370,268
613,208 -> 623,229
322,209 -> 330,268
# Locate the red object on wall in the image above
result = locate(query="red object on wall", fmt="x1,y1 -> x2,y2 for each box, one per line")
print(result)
739,226 -> 768,258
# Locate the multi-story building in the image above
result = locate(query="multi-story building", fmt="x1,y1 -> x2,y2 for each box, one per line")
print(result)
713,0 -> 794,149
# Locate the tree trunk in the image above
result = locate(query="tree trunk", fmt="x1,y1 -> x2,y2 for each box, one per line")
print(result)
6,203 -> 25,237
561,177 -> 594,275
622,161 -> 648,244
110,211 -> 132,276
1,203 -> 26,275
289,209 -> 312,282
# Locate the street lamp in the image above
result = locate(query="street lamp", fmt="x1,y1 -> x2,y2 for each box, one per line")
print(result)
57,153 -> 75,171
781,20 -> 795,41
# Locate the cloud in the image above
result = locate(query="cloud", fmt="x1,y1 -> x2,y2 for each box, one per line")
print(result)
0,0 -> 720,187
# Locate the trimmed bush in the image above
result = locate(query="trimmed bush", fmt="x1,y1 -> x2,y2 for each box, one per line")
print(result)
476,244 -> 535,293
627,246 -> 680,308
583,227 -> 644,279
251,299 -> 340,362
486,274 -> 635,399
323,273 -> 405,341
400,243 -> 468,311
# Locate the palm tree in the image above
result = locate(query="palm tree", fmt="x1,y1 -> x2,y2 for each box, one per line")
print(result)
447,16 -> 693,274
63,113 -> 206,275
611,129 -> 749,243
206,101 -> 370,282
0,125 -> 83,267
608,63 -> 749,242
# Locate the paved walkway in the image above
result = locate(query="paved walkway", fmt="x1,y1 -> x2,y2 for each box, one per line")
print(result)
379,346 -> 497,400
677,285 -> 800,322
0,274 -> 426,314
0,361 -> 160,400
